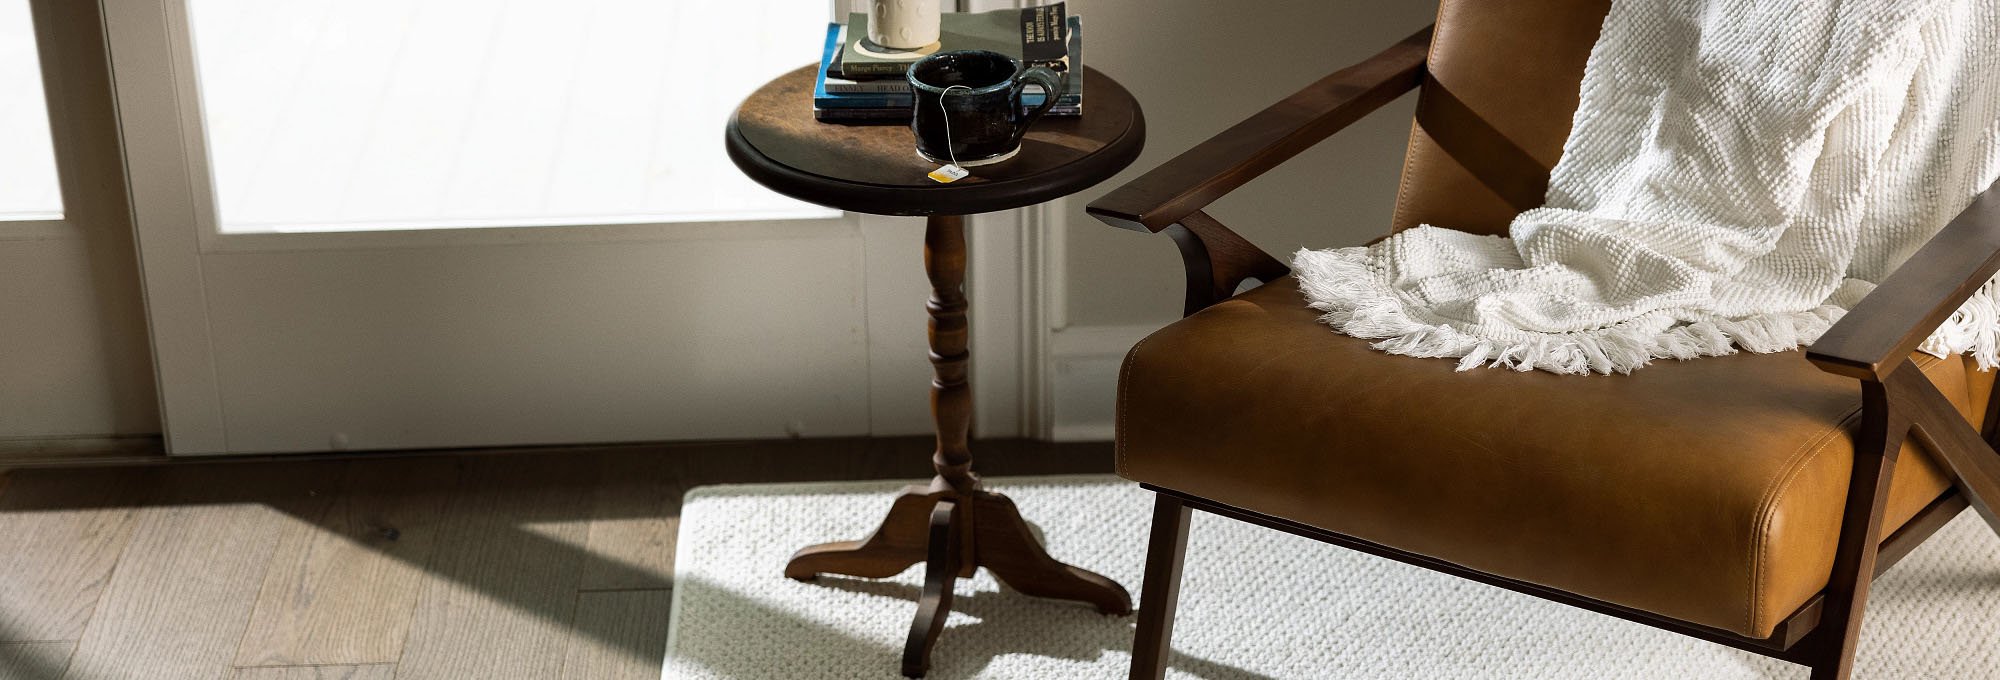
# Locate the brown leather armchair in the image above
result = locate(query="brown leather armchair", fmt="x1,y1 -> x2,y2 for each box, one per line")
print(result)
1085,2 -> 2000,679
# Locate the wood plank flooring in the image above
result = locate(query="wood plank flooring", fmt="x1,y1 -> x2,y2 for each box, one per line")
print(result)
0,642 -> 74,680
0,468 -> 144,643
559,590 -> 673,680
63,465 -> 335,679
235,459 -> 458,667
0,437 -> 1110,679
229,665 -> 397,680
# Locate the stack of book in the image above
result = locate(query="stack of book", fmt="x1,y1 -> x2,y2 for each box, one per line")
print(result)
813,4 -> 1084,122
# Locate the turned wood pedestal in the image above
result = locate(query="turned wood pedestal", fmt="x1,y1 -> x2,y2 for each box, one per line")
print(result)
725,65 -> 1146,677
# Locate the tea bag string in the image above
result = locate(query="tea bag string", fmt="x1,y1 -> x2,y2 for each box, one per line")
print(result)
939,85 -> 971,167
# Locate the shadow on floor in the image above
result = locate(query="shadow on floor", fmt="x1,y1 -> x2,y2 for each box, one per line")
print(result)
664,574 -> 1268,679
0,633 -> 70,680
817,577 -> 1275,679
0,437 -> 1117,675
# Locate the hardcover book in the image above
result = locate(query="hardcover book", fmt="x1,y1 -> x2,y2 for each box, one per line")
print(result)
839,2 -> 1068,78
823,26 -> 921,94
813,15 -> 1085,121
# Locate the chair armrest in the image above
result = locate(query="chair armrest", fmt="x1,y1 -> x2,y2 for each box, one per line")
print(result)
1085,26 -> 1432,233
1808,179 -> 2000,381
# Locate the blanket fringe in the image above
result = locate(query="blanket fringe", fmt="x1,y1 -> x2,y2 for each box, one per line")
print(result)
1294,247 -> 2000,375
1920,276 -> 2000,370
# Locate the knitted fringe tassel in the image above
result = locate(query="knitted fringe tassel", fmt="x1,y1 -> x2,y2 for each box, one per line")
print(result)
1922,275 -> 2000,370
1293,247 -> 2000,376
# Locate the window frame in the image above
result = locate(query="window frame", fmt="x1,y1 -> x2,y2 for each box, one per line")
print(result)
0,0 -> 64,226
143,0 -> 856,254
0,0 -> 75,240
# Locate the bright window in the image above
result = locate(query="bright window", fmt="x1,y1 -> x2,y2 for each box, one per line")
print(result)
0,0 -> 62,220
185,0 -> 836,234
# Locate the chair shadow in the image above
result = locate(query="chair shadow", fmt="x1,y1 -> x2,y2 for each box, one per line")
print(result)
668,572 -> 1264,680
824,572 -> 1264,680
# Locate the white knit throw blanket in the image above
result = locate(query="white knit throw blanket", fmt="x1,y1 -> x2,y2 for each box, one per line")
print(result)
1292,0 -> 2000,375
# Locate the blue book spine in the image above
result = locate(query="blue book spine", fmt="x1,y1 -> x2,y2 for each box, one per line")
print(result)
812,23 -> 845,102
813,18 -> 1084,115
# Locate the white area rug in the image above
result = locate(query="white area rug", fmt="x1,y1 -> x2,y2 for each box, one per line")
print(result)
661,476 -> 2000,679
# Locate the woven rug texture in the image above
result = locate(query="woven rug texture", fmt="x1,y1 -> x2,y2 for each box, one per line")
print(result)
662,476 -> 2000,679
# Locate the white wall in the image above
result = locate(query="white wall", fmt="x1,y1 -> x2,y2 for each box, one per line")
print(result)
1041,0 -> 1439,437
167,219 -> 934,454
0,0 -> 158,442
0,232 -> 158,440
2,0 -> 1440,448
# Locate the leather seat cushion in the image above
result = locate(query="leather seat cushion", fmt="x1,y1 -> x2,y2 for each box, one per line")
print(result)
1117,276 -> 1979,639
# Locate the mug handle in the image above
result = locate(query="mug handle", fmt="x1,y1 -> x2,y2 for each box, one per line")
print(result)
1007,66 -> 1067,149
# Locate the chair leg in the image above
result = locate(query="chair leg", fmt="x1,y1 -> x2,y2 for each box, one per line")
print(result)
1803,379 -> 1909,680
1130,493 -> 1192,680
1805,623 -> 1868,680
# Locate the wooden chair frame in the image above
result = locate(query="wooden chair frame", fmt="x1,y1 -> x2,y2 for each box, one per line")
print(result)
1086,26 -> 2000,680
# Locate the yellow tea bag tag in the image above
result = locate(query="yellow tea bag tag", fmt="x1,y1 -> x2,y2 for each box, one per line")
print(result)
928,164 -> 970,184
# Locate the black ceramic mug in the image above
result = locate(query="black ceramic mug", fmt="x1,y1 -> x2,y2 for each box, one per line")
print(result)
907,50 -> 1065,167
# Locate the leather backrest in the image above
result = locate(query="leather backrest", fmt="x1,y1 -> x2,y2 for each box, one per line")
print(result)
1389,0 -> 1613,235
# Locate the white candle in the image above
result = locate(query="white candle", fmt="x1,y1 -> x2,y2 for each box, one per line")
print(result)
869,0 -> 941,50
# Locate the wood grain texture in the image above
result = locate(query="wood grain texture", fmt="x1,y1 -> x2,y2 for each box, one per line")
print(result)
0,641 -> 75,680
578,453 -> 685,591
1130,494 -> 1191,680
1802,380 -> 1907,678
236,459 -> 459,666
1164,211 -> 1292,316
62,463 -> 337,680
393,456 -> 595,680
557,590 -> 672,680
967,490 -> 1129,614
774,210 -> 1130,674
925,215 -> 975,489
1891,365 -> 2000,536
0,468 -> 145,642
0,438 -> 1111,680
726,66 -> 1144,216
228,664 -> 397,680
902,499 -> 961,677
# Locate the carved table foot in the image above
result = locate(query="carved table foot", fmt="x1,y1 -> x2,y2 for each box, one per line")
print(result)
971,490 -> 1132,615
782,477 -> 1132,678
784,481 -> 955,582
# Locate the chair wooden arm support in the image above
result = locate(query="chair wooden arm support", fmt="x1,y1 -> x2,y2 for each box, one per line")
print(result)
1084,26 -> 1432,234
1158,212 -> 1293,316
1808,180 -> 2000,382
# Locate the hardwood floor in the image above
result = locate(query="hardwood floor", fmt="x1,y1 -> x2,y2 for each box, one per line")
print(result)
0,437 -> 1111,680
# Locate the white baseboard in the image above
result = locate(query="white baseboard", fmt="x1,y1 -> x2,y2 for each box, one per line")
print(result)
1046,324 -> 1159,442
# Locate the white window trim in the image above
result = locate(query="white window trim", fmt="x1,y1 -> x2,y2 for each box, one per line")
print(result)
120,0 -> 855,255
105,0 -> 1056,451
3,0 -> 79,240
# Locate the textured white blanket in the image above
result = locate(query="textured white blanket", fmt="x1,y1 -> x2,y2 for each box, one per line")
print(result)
1293,0 -> 2000,375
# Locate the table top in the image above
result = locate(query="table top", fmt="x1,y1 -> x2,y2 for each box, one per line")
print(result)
725,65 -> 1145,217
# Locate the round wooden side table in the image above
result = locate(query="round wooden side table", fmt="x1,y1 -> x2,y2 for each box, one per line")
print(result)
726,64 -> 1145,677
